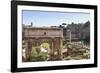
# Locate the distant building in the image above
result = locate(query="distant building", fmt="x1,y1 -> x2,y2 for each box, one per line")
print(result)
61,21 -> 90,41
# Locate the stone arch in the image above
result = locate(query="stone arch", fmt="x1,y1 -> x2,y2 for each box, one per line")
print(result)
25,37 -> 62,61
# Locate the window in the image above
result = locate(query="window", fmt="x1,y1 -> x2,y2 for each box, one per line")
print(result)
44,32 -> 46,35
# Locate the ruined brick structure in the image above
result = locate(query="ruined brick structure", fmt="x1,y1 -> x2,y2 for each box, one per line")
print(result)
22,25 -> 63,60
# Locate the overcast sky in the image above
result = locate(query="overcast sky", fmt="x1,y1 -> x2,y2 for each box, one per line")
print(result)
22,10 -> 90,27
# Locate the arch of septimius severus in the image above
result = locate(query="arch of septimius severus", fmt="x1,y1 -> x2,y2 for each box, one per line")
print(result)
22,26 -> 63,60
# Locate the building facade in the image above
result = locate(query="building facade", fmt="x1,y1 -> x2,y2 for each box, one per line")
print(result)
62,21 -> 90,41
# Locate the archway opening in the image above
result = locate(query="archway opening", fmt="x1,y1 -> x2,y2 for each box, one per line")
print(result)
40,42 -> 50,53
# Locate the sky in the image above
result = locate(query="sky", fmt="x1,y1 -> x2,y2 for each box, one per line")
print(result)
22,10 -> 90,27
